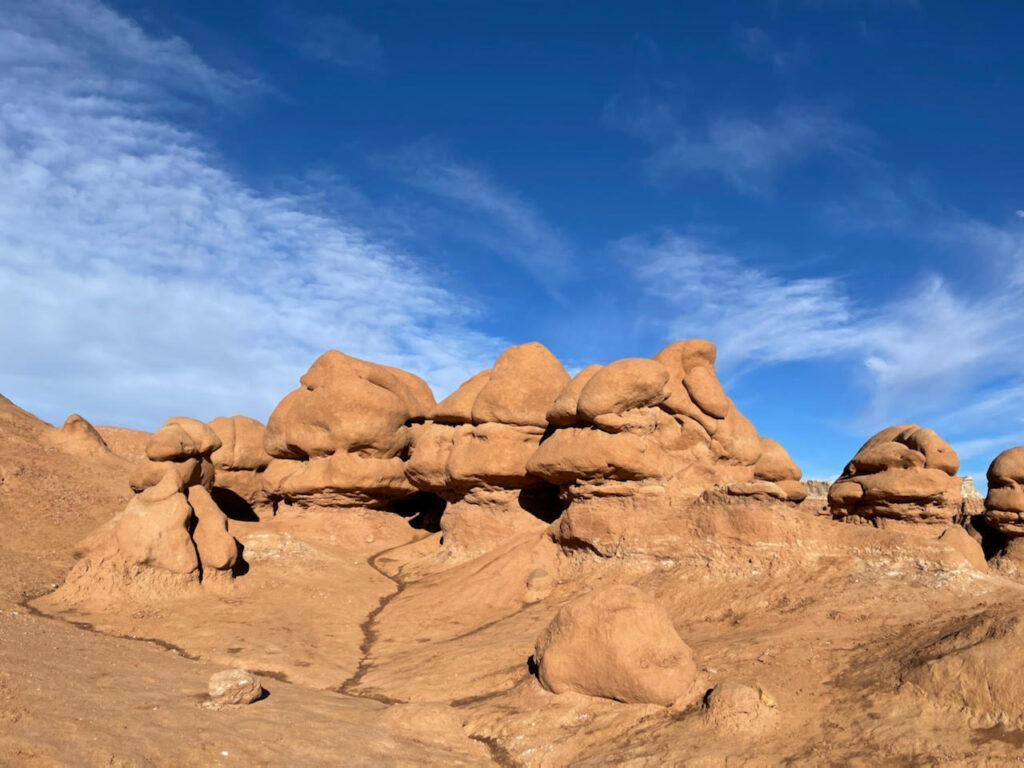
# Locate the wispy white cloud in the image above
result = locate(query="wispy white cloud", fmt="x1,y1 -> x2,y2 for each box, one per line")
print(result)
607,98 -> 866,194
620,232 -> 860,369
0,0 -> 502,429
622,231 -> 1024,444
292,14 -> 383,72
380,139 -> 575,285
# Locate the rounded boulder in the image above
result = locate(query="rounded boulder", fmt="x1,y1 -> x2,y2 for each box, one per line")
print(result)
534,584 -> 697,705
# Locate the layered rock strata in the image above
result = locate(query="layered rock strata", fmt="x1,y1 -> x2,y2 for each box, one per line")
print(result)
527,340 -> 807,554
828,425 -> 962,530
405,342 -> 569,558
984,447 -> 1024,540
262,351 -> 435,511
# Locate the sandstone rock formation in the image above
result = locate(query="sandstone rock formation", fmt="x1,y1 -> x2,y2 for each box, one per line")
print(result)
983,447 -> 1024,538
405,342 -> 569,558
50,469 -> 239,605
828,425 -> 962,531
533,584 -> 697,705
130,417 -> 222,494
527,340 -> 806,554
262,351 -> 435,511
208,415 -> 273,514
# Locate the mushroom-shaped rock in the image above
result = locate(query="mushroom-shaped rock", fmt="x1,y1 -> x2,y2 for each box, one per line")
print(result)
828,425 -> 962,530
208,415 -> 272,510
405,343 -> 569,561
527,341 -> 791,556
534,585 -> 697,705
984,447 -> 1024,537
146,417 -> 222,461
263,351 -> 434,510
264,350 -> 432,460
131,417 -> 221,494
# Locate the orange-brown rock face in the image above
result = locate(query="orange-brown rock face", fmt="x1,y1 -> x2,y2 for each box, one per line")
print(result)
405,342 -> 569,559
526,340 -> 805,554
208,415 -> 273,514
828,425 -> 962,530
534,584 -> 698,705
129,417 -> 221,494
47,469 -> 240,607
262,351 -> 435,510
984,447 -> 1024,537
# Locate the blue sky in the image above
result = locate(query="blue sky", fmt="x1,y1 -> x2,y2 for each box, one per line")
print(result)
1,0 -> 1022,484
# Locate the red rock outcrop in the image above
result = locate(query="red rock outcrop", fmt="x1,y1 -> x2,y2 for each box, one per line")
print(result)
129,417 -> 221,494
828,425 -> 962,531
262,351 -> 435,511
983,447 -> 1024,537
49,469 -> 240,606
405,342 -> 569,559
526,340 -> 806,554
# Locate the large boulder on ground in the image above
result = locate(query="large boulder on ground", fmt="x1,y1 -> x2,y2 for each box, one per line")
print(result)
534,585 -> 697,705
208,415 -> 273,512
828,425 -> 962,531
984,447 -> 1024,537
205,669 -> 263,709
130,417 -> 221,494
262,351 -> 434,510
526,340 -> 805,555
405,343 -> 569,561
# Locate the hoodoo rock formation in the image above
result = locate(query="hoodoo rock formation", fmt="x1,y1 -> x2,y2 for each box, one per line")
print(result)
47,469 -> 239,607
828,425 -> 962,531
405,342 -> 569,559
534,584 -> 698,705
983,447 -> 1024,538
208,415 -> 273,514
528,341 -> 806,555
129,417 -> 221,494
261,350 -> 435,511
